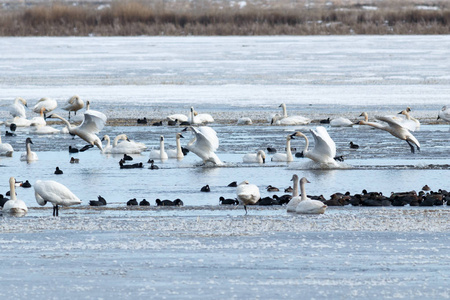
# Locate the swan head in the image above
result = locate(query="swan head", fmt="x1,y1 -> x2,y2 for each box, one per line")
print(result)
25,137 -> 33,145
291,174 -> 299,182
16,97 -> 28,107
238,180 -> 249,186
176,133 -> 184,139
101,135 -> 110,142
257,150 -> 266,163
160,135 -> 164,142
406,107 -> 411,112
300,177 -> 310,185
279,103 -> 286,108
290,131 -> 306,139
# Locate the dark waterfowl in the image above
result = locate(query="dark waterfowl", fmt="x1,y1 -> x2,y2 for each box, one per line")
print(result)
266,185 -> 279,192
0,194 -> 9,208
54,167 -> 63,175
349,142 -> 359,149
137,117 -> 148,124
227,181 -> 237,187
123,153 -> 133,161
167,119 -> 178,126
219,197 -> 239,205
320,118 -> 330,124
266,147 -> 277,153
21,180 -> 31,188
152,120 -> 163,126
119,160 -> 143,169
69,146 -> 79,153
89,195 -> 107,206
139,199 -> 150,206
201,185 -> 210,192
148,159 -> 159,170
127,198 -> 138,206
70,157 -> 79,163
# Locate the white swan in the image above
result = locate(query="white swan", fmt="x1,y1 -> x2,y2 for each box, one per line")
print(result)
271,103 -> 311,125
62,95 -> 84,120
286,174 -> 300,212
237,117 -> 252,125
0,133 -> 14,157
9,97 -> 27,118
167,133 -> 185,159
33,97 -> 57,118
101,135 -> 113,153
438,105 -> 450,123
2,177 -> 28,216
49,111 -> 107,151
183,126 -> 222,165
295,177 -> 327,214
20,137 -> 38,162
243,150 -> 266,164
34,180 -> 82,217
166,113 -> 188,123
29,124 -> 60,134
294,127 -> 337,165
330,117 -> 353,127
189,107 -> 214,124
359,112 -> 420,153
236,180 -> 261,215
271,134 -> 295,162
5,116 -> 32,127
111,134 -> 146,154
30,107 -> 47,126
149,135 -> 168,160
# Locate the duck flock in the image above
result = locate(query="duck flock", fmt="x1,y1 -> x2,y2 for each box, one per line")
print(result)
1,96 -> 450,217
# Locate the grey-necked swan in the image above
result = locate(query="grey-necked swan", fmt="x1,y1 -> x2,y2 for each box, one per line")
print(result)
294,126 -> 338,165
183,126 -> 222,165
0,133 -> 14,157
2,177 -> 28,216
34,180 -> 81,217
271,103 -> 311,125
149,135 -> 168,160
286,174 -> 300,212
167,133 -> 185,159
359,112 -> 420,153
20,137 -> 38,162
295,177 -> 327,214
62,95 -> 84,120
243,150 -> 266,164
49,110 -> 107,151
236,180 -> 260,215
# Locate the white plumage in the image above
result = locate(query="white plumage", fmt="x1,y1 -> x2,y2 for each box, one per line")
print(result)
271,103 -> 311,125
330,117 -> 353,127
295,177 -> 327,214
271,134 -> 295,162
166,133 -> 185,159
2,177 -> 28,216
111,134 -> 146,154
33,97 -> 57,116
34,180 -> 82,217
243,150 -> 266,164
0,133 -> 14,157
62,95 -> 85,120
295,126 -> 337,165
149,135 -> 168,160
236,180 -> 261,214
9,97 -> 27,118
20,137 -> 38,162
438,105 -> 450,122
184,126 -> 222,165
286,174 -> 300,212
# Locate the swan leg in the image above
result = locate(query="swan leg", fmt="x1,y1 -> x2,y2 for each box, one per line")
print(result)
244,205 -> 248,215
68,111 -> 71,121
80,144 -> 94,152
406,140 -> 415,153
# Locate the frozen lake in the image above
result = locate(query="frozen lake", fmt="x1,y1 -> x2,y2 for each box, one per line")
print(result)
1,36 -> 450,299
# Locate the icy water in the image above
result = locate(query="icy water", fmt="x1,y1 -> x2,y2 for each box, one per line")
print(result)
1,36 -> 450,299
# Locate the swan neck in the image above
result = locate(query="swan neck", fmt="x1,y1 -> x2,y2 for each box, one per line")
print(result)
26,141 -> 32,154
300,180 -> 307,201
286,138 -> 292,160
302,135 -> 309,154
292,177 -> 299,197
9,178 -> 16,201
281,104 -> 287,118
176,136 -> 182,156
54,114 -> 71,128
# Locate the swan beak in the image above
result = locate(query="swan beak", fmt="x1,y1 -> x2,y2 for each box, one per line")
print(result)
262,158 -> 266,163
47,114 -> 53,118
437,116 -> 440,120
126,138 -> 130,142
397,111 -> 403,114
182,127 -> 188,132
306,179 -> 311,183
101,137 -> 105,141
290,133 -> 296,139
179,134 -> 184,138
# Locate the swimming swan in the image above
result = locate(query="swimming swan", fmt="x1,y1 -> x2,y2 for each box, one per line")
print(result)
62,95 -> 85,120
167,133 -> 185,159
183,126 -> 222,165
438,105 -> 450,123
0,133 -> 14,157
295,177 -> 327,214
236,180 -> 261,215
49,111 -> 107,151
149,135 -> 168,160
359,112 -> 420,153
271,134 -> 296,162
2,177 -> 28,216
34,180 -> 82,217
29,124 -> 60,134
294,126 -> 337,165
189,107 -> 214,124
271,103 -> 311,125
243,150 -> 266,163
33,97 -> 57,118
330,117 -> 353,127
20,137 -> 38,162
166,113 -> 188,123
30,107 -> 47,126
10,97 -> 27,118
286,174 -> 300,212
111,134 -> 146,154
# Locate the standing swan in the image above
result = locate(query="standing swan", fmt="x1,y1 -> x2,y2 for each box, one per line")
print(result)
294,127 -> 337,165
2,177 -> 28,216
295,177 -> 327,214
243,150 -> 266,164
359,112 -> 420,153
10,97 -> 28,118
149,135 -> 168,160
33,97 -> 57,118
20,137 -> 38,162
167,133 -> 185,159
34,180 -> 82,217
271,134 -> 295,162
62,95 -> 84,120
271,103 -> 311,125
0,132 -> 14,157
48,110 -> 107,151
236,180 -> 261,215
286,174 -> 300,212
183,126 -> 222,165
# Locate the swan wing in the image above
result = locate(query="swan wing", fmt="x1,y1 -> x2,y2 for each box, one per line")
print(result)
34,180 -> 81,205
193,126 -> 219,151
375,116 -> 406,130
79,110 -> 107,133
310,126 -> 336,158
